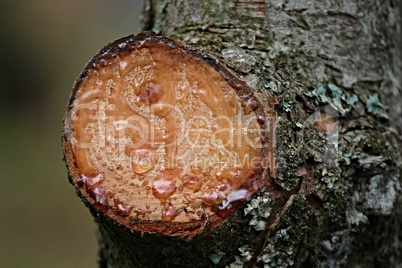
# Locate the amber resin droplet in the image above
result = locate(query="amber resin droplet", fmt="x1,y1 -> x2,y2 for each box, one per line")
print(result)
161,203 -> 178,222
131,149 -> 156,174
62,32 -> 270,236
152,177 -> 177,204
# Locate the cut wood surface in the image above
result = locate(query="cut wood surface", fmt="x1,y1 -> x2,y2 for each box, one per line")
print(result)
63,32 -> 272,237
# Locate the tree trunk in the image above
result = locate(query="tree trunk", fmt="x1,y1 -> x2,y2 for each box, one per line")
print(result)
63,0 -> 402,267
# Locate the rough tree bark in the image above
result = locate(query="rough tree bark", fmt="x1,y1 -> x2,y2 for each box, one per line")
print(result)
63,0 -> 402,267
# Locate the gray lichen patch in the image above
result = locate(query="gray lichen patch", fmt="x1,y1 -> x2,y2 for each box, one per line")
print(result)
320,229 -> 355,268
209,249 -> 226,265
255,195 -> 318,268
363,174 -> 401,215
244,192 -> 272,231
346,208 -> 368,226
221,48 -> 257,73
257,230 -> 295,268
304,84 -> 360,116
225,245 -> 254,267
366,93 -> 389,119
226,256 -> 246,268
264,81 -> 282,94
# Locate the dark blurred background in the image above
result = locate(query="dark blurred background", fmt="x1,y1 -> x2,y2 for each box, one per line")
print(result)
0,1 -> 143,267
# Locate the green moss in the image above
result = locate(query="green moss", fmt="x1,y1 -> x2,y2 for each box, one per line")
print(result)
274,118 -> 309,191
359,132 -> 390,157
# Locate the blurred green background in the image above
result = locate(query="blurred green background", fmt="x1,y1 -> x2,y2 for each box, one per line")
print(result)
0,1 -> 143,267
